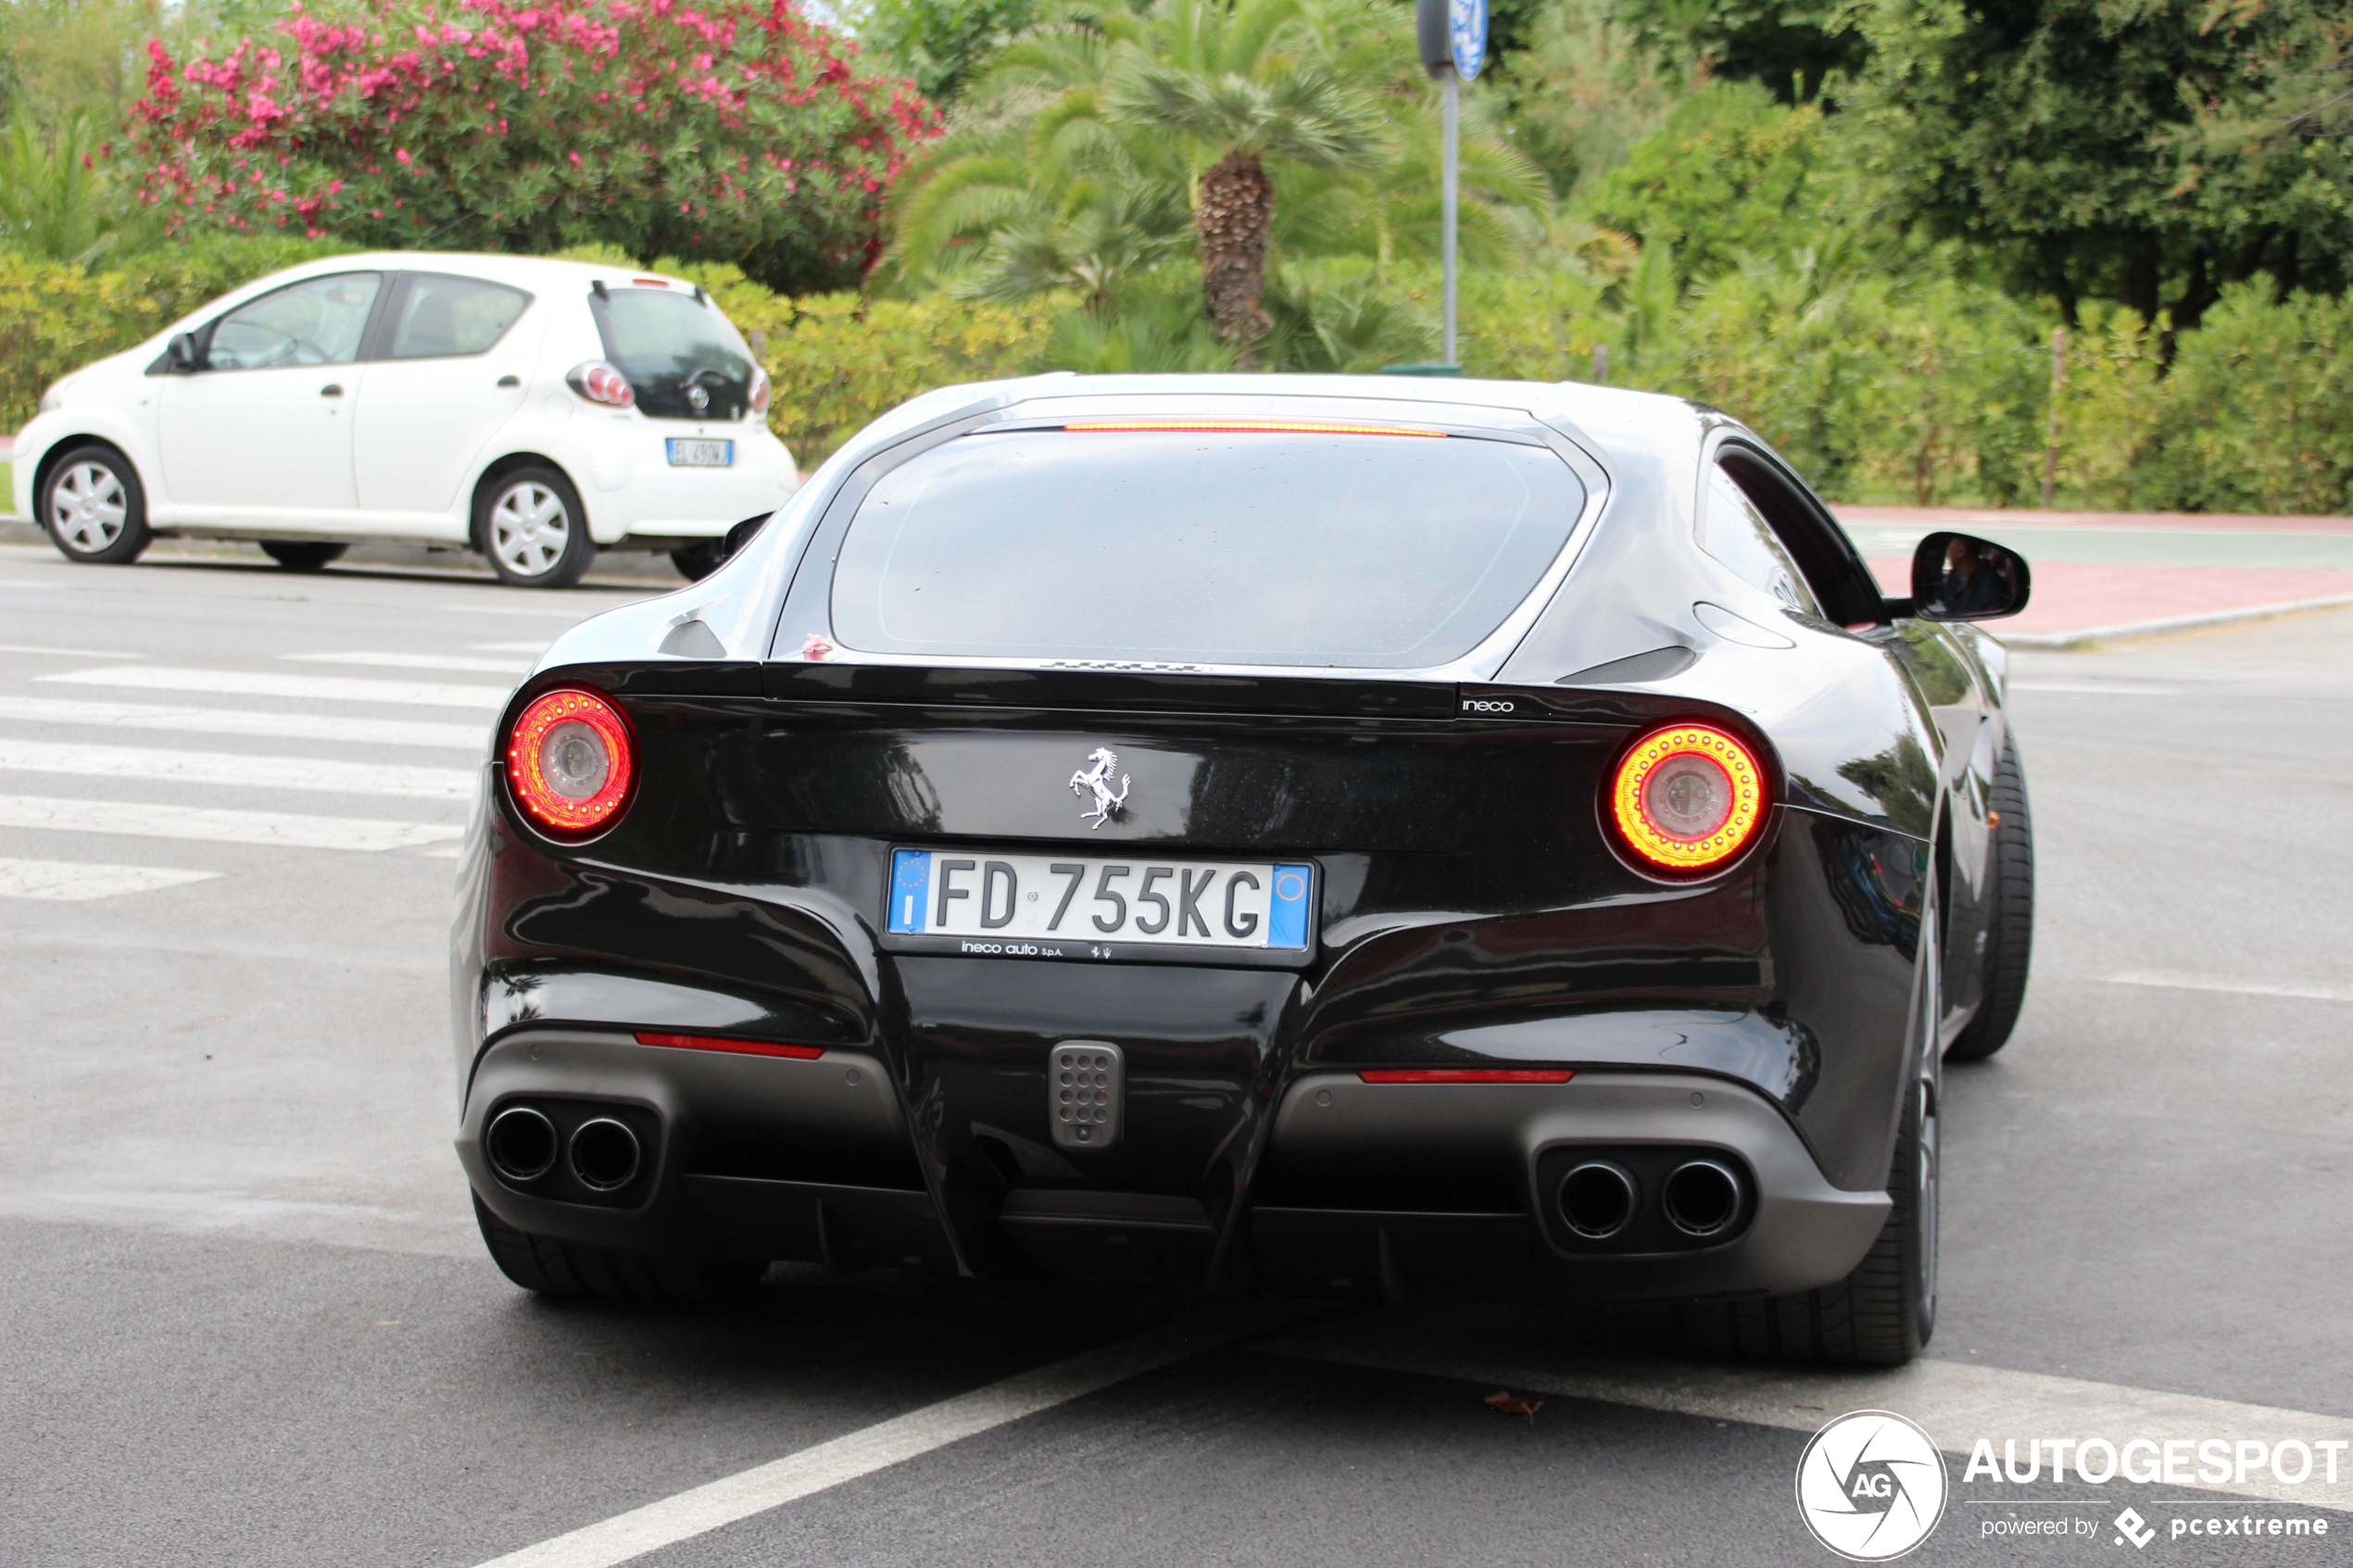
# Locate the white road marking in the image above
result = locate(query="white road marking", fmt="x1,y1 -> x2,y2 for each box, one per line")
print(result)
0,643 -> 141,659
0,856 -> 220,900
0,739 -> 476,800
469,1305 -> 1295,1568
414,844 -> 465,859
42,665 -> 509,709
287,651 -> 535,674
2008,680 -> 2185,696
0,695 -> 487,752
0,795 -> 461,851
471,641 -> 552,653
2109,972 -> 2353,1005
1257,1319 -> 2353,1510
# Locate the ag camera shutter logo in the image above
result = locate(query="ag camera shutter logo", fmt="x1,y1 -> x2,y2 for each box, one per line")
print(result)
1795,1411 -> 1949,1561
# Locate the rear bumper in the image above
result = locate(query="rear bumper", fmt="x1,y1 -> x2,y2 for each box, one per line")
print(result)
1252,1072 -> 1888,1300
459,1024 -> 1887,1301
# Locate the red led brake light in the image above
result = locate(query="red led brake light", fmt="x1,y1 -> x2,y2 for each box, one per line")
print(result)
1357,1069 -> 1575,1085
1063,420 -> 1445,437
635,1032 -> 825,1060
632,277 -> 672,287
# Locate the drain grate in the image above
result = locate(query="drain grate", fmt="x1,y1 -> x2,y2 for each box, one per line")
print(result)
1050,1040 -> 1124,1150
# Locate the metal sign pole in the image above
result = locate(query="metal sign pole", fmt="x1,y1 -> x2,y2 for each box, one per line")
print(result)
1441,67 -> 1459,366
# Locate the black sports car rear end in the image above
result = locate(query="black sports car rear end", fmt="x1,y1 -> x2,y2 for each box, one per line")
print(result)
452,377 -> 2033,1364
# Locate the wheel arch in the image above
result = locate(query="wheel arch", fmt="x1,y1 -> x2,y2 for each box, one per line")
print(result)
468,453 -> 589,552
31,433 -> 145,517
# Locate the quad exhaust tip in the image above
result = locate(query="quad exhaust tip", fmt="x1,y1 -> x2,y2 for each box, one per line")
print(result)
1558,1160 -> 1639,1240
1662,1159 -> 1743,1238
569,1117 -> 643,1192
485,1106 -> 558,1184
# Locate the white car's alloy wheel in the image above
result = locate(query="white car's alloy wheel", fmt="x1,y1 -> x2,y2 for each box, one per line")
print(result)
51,461 -> 129,552
489,481 -> 573,578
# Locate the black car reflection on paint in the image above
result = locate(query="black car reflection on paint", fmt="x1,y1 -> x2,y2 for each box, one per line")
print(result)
451,376 -> 2036,1364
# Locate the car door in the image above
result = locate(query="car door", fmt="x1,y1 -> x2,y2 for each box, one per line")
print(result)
351,271 -> 539,529
157,271 -> 384,522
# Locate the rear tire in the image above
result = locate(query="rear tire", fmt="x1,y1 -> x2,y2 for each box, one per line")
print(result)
1673,1077 -> 1939,1366
1946,734 -> 2033,1062
475,466 -> 594,589
41,445 -> 151,565
259,540 -> 348,571
472,1194 -> 763,1302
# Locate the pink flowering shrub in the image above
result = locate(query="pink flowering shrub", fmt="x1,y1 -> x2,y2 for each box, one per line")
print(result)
126,0 -> 939,291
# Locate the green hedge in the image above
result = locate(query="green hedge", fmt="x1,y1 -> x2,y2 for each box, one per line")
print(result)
10,242 -> 2353,514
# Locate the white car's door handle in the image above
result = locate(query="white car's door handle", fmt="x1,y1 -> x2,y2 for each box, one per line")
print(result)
320,383 -> 345,397
497,375 -> 520,388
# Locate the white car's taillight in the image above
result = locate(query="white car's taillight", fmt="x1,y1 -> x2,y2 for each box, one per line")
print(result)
565,361 -> 635,408
749,365 -> 771,417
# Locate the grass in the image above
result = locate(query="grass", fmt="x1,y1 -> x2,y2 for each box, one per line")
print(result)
0,460 -> 13,517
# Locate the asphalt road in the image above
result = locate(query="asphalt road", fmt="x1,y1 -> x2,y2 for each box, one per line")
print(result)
3,542 -> 2349,1567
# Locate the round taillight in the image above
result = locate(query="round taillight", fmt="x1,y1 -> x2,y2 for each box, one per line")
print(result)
506,688 -> 634,835
1609,722 -> 1767,872
566,360 -> 635,408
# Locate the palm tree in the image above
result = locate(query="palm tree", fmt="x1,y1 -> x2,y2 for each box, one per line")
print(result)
1109,0 -> 1387,341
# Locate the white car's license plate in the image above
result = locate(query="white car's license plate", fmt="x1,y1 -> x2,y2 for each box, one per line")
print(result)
886,849 -> 1313,952
666,438 -> 734,467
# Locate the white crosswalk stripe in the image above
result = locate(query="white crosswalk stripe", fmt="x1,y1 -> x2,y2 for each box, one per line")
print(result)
0,696 -> 487,752
0,795 -> 463,851
0,856 -> 220,901
287,651 -> 536,675
42,666 -> 510,709
0,738 -> 477,800
0,643 -> 141,659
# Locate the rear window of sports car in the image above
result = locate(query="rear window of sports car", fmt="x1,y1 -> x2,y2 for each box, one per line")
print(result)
827,428 -> 1585,669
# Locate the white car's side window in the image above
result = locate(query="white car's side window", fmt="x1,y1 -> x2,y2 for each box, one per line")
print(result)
207,272 -> 382,370
1700,461 -> 1822,618
385,274 -> 532,359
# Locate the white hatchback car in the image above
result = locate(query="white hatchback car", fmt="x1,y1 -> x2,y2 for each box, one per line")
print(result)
12,253 -> 799,587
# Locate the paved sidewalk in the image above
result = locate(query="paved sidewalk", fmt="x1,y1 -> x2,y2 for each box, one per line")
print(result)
1836,505 -> 2353,643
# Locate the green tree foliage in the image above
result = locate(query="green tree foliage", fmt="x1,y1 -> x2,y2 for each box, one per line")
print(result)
1850,0 -> 2353,338
0,110 -> 158,265
1612,0 -> 1864,103
1488,0 -> 1686,195
1582,81 -> 1835,283
853,0 -> 1038,101
889,0 -> 1544,347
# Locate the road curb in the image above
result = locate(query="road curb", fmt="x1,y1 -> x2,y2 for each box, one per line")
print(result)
2000,593 -> 2353,649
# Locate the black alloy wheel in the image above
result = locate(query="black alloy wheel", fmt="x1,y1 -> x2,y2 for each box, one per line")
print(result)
1945,734 -> 2034,1062
1675,890 -> 1943,1365
259,540 -> 350,571
41,445 -> 152,565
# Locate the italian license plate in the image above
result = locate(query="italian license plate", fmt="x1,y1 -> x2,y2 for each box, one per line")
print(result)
665,437 -> 734,467
887,849 -> 1313,953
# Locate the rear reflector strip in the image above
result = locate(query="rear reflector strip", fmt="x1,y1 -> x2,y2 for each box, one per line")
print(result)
635,1032 -> 825,1060
1357,1068 -> 1575,1085
1063,420 -> 1446,437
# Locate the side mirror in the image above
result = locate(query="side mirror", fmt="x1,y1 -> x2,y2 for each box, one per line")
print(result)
1907,531 -> 2031,621
166,332 -> 202,372
719,510 -> 772,563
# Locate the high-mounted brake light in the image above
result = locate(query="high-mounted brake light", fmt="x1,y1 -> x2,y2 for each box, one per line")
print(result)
1358,1069 -> 1575,1084
635,1032 -> 824,1060
506,688 -> 635,835
1063,420 -> 1445,437
566,360 -> 635,408
1608,722 -> 1767,872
